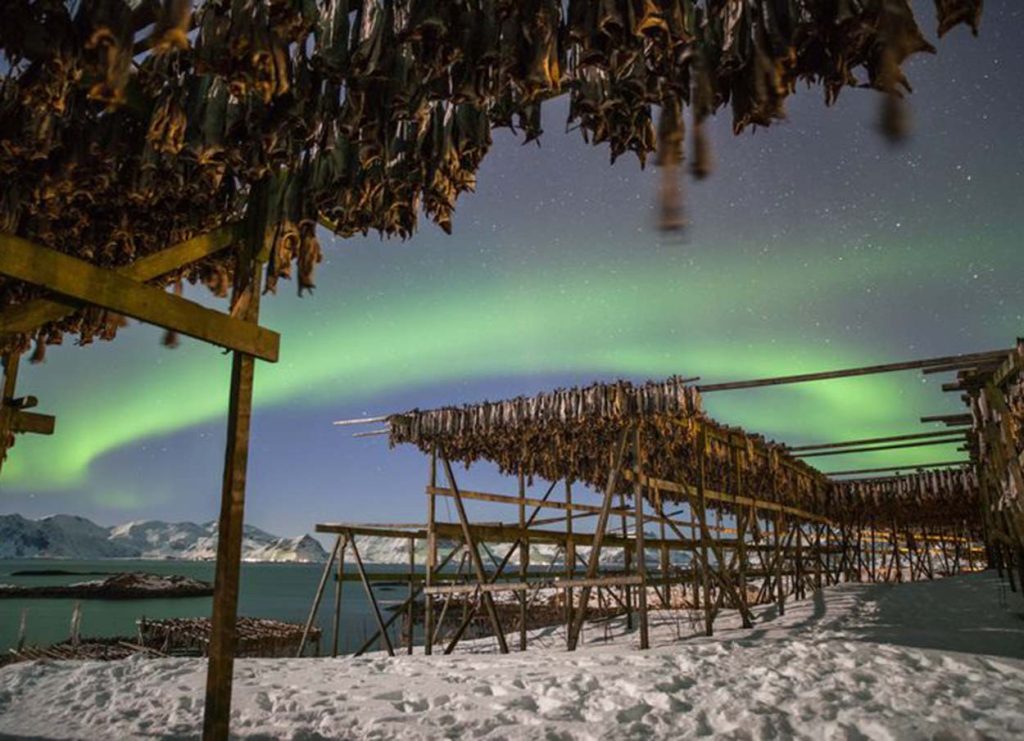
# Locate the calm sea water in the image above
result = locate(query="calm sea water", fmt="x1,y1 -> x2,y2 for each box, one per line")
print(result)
0,559 -> 415,654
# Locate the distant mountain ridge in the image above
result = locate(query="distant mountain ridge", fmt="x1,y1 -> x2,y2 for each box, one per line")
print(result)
0,514 -> 328,563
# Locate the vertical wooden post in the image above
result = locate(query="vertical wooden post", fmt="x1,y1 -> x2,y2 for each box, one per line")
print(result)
620,491 -> 633,631
774,511 -> 786,616
440,456 -> 509,654
349,537 -> 395,656
407,537 -> 415,655
567,428 -> 630,651
518,470 -> 529,651
0,351 -> 21,479
732,438 -> 751,628
332,536 -> 348,657
203,255 -> 263,741
425,448 -> 437,655
695,422 -> 714,636
565,479 -> 575,649
691,501 -> 701,612
657,487 -> 670,607
298,534 -> 342,657
813,522 -> 823,590
869,517 -> 878,582
633,427 -> 650,650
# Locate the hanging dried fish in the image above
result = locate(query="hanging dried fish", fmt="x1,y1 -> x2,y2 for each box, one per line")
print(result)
0,1 -> 982,357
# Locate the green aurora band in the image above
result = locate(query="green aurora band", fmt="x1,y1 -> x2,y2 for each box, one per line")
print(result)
4,227 -> 1013,491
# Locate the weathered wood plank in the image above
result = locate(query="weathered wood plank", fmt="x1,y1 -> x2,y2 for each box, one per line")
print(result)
423,575 -> 643,596
0,233 -> 278,362
202,257 -> 263,741
428,485 -> 632,518
0,227 -> 239,335
6,410 -> 55,435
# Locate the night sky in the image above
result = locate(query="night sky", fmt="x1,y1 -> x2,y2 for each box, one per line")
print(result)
1,3 -> 1022,542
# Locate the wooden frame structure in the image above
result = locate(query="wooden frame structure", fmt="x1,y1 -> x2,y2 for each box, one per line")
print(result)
0,224 -> 276,740
314,355 -> 1007,657
309,456 -> 982,657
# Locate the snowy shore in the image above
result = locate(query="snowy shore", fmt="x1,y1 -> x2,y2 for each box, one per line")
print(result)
1,572 -> 1022,739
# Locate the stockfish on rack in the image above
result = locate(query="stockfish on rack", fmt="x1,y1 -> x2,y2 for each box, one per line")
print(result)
0,0 -> 983,354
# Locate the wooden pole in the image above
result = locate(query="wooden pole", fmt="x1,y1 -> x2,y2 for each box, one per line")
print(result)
440,456 -> 510,654
732,438 -> 752,628
349,537 -> 395,656
424,449 -> 437,655
697,348 -> 1010,392
202,255 -> 263,741
567,428 -> 630,651
519,470 -> 528,651
565,479 -> 574,650
786,430 -> 969,452
634,427 -> 650,650
774,511 -> 786,616
407,537 -> 415,655
621,491 -> 633,631
657,486 -> 670,608
332,536 -> 347,657
0,351 -> 19,478
297,534 -> 341,657
695,422 -> 714,636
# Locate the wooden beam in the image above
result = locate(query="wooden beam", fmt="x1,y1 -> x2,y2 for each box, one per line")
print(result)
567,428 -> 630,651
785,430 -> 968,452
627,471 -> 833,525
297,535 -> 343,657
920,414 -> 973,427
697,349 -> 1011,392
441,456 -> 509,654
0,233 -> 278,362
423,575 -> 643,596
794,437 -> 966,458
921,360 -> 1003,375
0,351 -> 20,477
826,461 -> 970,477
427,485 -> 632,519
349,535 -> 395,656
6,410 -> 55,435
0,226 -> 239,335
202,256 -> 263,741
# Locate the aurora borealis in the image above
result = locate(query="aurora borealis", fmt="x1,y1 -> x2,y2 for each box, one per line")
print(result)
1,3 -> 1022,538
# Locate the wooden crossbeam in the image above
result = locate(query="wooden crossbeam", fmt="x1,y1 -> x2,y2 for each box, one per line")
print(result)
423,575 -> 643,596
794,436 -> 966,458
626,471 -> 833,525
0,226 -> 239,335
428,485 -> 632,519
827,460 -> 969,477
786,430 -> 967,452
440,456 -> 509,654
0,232 -> 278,362
6,410 -> 55,435
920,414 -> 973,427
697,349 -> 1011,392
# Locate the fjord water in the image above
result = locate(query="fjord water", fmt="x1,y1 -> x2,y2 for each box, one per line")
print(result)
0,559 -> 410,654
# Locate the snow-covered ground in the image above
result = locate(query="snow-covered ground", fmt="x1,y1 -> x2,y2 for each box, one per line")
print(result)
1,572 -> 1022,739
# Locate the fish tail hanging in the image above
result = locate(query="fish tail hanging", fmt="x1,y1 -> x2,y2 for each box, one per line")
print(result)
297,220 -> 322,296
161,280 -> 184,348
656,94 -> 686,232
690,58 -> 714,180
151,0 -> 193,54
29,334 -> 46,364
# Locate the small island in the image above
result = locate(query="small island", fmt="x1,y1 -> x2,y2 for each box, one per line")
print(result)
0,572 -> 213,600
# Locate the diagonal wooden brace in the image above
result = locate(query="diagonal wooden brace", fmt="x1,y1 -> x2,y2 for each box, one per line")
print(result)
0,231 -> 278,362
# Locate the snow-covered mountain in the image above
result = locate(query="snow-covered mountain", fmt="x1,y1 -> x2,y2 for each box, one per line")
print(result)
0,514 -> 328,563
350,536 -> 692,567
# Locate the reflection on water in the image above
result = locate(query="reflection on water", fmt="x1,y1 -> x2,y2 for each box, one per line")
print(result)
0,559 -> 411,654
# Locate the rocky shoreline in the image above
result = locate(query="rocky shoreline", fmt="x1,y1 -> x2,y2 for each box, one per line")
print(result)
0,572 -> 213,600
